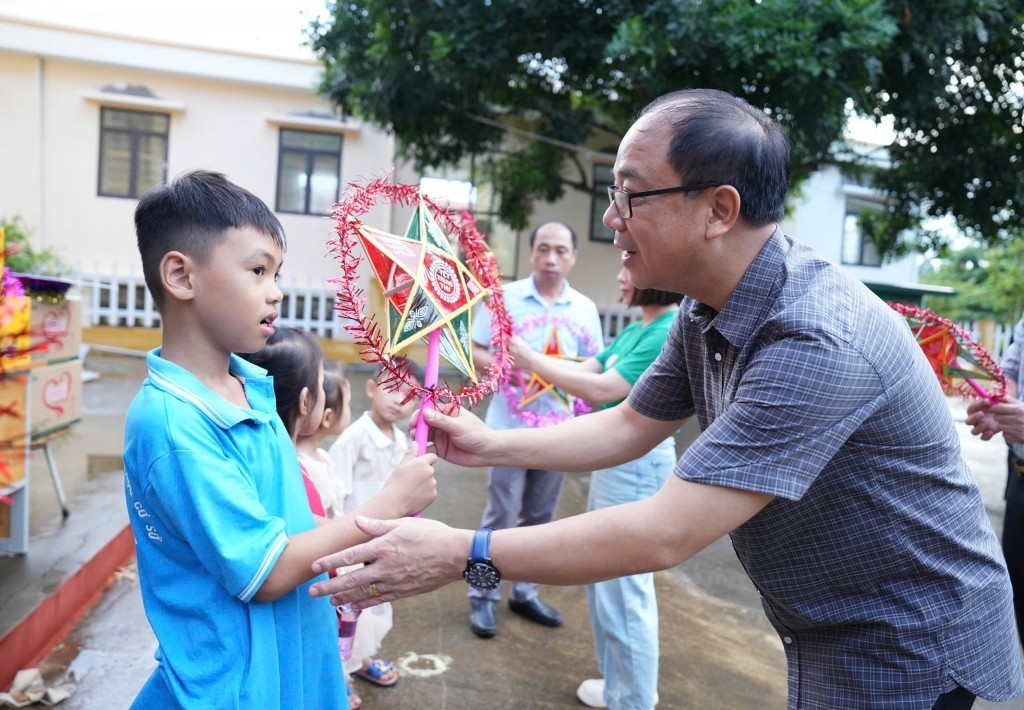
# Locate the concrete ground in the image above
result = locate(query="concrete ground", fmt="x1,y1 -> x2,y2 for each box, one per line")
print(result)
4,349 -> 1023,708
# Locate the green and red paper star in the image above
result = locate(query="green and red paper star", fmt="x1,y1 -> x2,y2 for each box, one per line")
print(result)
354,200 -> 488,382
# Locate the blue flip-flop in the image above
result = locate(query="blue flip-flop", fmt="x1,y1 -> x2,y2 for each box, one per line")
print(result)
351,658 -> 398,687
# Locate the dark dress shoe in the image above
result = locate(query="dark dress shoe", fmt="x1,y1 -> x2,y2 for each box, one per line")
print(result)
508,597 -> 563,627
468,601 -> 497,638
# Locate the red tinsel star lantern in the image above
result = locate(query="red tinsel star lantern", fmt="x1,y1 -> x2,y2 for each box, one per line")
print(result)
889,302 -> 1006,402
329,174 -> 512,449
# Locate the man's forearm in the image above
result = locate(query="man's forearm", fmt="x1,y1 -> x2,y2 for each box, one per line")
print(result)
489,498 -> 681,585
488,477 -> 773,585
473,343 -> 493,370
488,405 -> 674,473
304,477 -> 771,609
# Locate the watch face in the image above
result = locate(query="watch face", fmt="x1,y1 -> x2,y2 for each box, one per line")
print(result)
463,561 -> 501,590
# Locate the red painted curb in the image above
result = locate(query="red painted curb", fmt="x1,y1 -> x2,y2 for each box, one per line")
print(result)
0,525 -> 135,690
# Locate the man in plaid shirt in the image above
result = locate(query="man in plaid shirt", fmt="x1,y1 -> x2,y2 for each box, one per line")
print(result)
312,89 -> 1024,710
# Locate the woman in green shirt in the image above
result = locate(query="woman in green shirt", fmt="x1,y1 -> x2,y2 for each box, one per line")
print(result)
510,267 -> 681,709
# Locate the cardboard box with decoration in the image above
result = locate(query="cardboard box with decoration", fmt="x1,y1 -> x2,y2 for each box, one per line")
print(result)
29,296 -> 82,364
29,360 -> 82,438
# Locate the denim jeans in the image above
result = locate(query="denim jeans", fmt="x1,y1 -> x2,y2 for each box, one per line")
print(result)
586,437 -> 676,709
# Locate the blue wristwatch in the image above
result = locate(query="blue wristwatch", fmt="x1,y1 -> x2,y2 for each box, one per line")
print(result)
463,527 -> 501,590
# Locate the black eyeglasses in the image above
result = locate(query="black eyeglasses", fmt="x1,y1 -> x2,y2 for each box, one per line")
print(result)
607,182 -> 721,220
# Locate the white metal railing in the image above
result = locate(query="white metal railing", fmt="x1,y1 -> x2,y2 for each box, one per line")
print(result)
71,268 -> 1021,362
599,303 -> 639,344
81,265 -> 349,339
959,319 -> 1014,363
79,265 -> 640,346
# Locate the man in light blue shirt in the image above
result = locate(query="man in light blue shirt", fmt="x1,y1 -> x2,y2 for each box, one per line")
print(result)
467,221 -> 603,638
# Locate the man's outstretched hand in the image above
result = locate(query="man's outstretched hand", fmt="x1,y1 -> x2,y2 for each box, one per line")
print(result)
308,516 -> 472,608
416,407 -> 497,469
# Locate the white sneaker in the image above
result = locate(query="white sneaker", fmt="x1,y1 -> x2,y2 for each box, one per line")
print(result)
576,678 -> 660,707
576,679 -> 607,708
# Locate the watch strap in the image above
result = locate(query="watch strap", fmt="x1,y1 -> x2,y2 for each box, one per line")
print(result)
470,527 -> 494,562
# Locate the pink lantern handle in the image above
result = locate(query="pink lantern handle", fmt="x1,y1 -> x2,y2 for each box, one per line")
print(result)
414,329 -> 442,455
410,329 -> 441,518
966,376 -> 997,403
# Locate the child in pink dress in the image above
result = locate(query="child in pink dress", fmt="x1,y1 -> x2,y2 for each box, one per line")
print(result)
328,364 -> 423,691
293,361 -> 366,707
296,362 -> 351,518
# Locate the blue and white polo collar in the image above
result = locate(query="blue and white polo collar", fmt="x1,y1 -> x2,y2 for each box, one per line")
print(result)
144,348 -> 275,428
526,275 -> 574,306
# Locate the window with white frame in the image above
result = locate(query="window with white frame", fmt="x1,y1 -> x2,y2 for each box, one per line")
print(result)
841,200 -> 882,267
98,108 -> 169,198
276,129 -> 342,215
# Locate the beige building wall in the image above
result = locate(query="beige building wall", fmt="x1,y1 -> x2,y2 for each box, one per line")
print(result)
0,16 -> 398,287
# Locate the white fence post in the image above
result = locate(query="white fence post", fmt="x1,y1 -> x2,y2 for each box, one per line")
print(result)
317,282 -> 330,338
89,261 -> 102,326
956,319 -> 1012,363
600,302 -> 639,345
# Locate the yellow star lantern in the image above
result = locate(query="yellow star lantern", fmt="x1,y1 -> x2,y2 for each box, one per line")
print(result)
353,200 -> 488,382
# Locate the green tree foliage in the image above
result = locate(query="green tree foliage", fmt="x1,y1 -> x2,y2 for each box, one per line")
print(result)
920,235 -> 1024,323
864,3 -> 1024,256
309,0 -> 1023,243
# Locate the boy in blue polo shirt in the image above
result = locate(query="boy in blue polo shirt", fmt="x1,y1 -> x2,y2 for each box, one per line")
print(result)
123,170 -> 438,708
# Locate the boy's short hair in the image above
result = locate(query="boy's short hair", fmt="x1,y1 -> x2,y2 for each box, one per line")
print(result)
403,360 -> 426,387
134,170 -> 286,310
323,361 -> 347,413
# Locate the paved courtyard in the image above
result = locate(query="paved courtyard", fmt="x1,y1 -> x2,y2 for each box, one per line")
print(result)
8,350 -> 1022,708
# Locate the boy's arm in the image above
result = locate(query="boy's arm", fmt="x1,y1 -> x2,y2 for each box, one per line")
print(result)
255,445 -> 437,601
